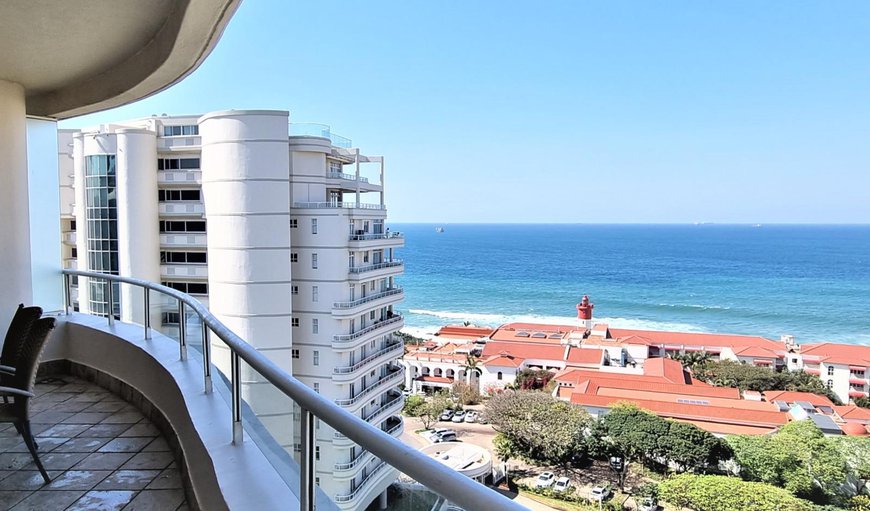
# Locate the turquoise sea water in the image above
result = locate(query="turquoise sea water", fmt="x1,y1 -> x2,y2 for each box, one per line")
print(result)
390,224 -> 870,345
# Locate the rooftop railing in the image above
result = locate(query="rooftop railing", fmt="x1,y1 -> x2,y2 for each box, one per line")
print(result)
293,202 -> 385,210
62,270 -> 525,511
289,122 -> 352,149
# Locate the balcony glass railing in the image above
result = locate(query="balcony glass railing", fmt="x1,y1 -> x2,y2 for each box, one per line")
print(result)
334,342 -> 403,375
334,369 -> 404,407
289,122 -> 352,149
333,287 -> 403,309
333,315 -> 403,344
327,171 -> 370,184
293,201 -> 385,210
348,232 -> 404,241
62,270 -> 524,511
348,260 -> 404,274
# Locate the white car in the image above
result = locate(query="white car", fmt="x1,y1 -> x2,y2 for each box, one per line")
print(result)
552,477 -> 571,493
590,485 -> 611,501
464,411 -> 477,423
451,411 -> 466,423
534,472 -> 555,489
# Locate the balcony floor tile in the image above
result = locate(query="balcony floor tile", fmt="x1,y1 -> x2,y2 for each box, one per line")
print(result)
0,377 -> 187,510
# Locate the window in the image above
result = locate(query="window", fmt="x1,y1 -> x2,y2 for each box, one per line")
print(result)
313,350 -> 320,366
159,220 -> 206,233
163,125 -> 198,136
497,372 -> 503,380
71,248 -> 78,258
312,319 -> 319,334
828,366 -> 835,376
292,349 -> 299,359
292,318 -> 299,327
792,358 -> 798,364
851,369 -> 866,378
363,252 -> 369,263
157,157 -> 200,170
162,312 -> 179,325
290,219 -> 297,229
291,253 -> 298,263
315,445 -> 320,461
315,477 -> 320,486
291,285 -> 298,295
70,220 -> 77,230
311,218 -> 318,234
311,253 -> 318,269
370,310 -> 375,320
827,379 -> 834,389
160,251 -> 206,264
312,286 -> 318,302
161,281 -> 208,295
158,189 -> 201,202
329,160 -> 342,173
314,383 -> 320,394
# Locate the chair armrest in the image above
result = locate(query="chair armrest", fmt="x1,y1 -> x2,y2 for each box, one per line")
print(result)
0,365 -> 16,376
0,386 -> 34,398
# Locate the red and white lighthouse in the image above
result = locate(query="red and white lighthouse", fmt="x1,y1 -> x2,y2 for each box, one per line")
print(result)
577,295 -> 594,331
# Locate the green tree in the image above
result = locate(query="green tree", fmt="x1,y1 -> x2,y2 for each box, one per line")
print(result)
659,474 -> 816,511
833,436 -> 870,494
851,495 -> 870,511
854,396 -> 870,409
597,402 -> 732,473
670,350 -> 713,371
419,392 -> 451,430
451,380 -> 481,405
484,390 -> 591,464
728,420 -> 848,503
693,360 -> 842,405
403,394 -> 426,416
512,368 -> 555,390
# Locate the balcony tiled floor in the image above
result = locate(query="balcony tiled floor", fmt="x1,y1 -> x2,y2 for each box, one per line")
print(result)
0,377 -> 187,511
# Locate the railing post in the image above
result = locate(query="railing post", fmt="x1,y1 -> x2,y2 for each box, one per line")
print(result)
143,288 -> 151,340
106,280 -> 114,326
231,351 -> 243,444
63,273 -> 71,315
178,299 -> 187,361
300,407 -> 316,511
201,319 -> 212,393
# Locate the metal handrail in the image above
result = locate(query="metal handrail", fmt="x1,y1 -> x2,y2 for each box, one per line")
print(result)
348,233 -> 404,241
333,287 -> 403,309
61,270 -> 525,511
293,201 -> 385,210
333,342 -> 403,375
327,171 -> 370,184
334,369 -> 403,407
348,260 -> 404,274
334,459 -> 388,503
332,315 -> 403,343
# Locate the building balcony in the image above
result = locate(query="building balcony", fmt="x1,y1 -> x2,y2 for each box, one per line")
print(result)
332,408 -> 403,478
333,460 -> 392,505
160,233 -> 207,248
62,231 -> 76,245
161,263 -> 209,279
849,390 -> 868,398
332,288 -> 404,318
158,202 -> 205,216
850,377 -> 868,385
157,136 -> 202,151
289,123 -> 352,149
332,315 -> 404,350
348,260 -> 404,281
334,368 -> 404,409
63,258 -> 77,270
333,341 -> 404,382
158,170 -> 202,185
347,232 -> 404,250
293,202 -> 385,211
46,271 -> 524,511
803,366 -> 820,375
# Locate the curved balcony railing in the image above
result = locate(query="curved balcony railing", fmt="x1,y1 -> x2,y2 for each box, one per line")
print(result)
334,460 -> 389,503
348,260 -> 403,274
61,270 -> 525,511
333,288 -> 403,309
289,122 -> 352,149
332,316 -> 403,344
348,232 -> 404,241
335,450 -> 373,472
334,369 -> 403,407
293,202 -> 385,210
334,342 -> 403,375
362,393 -> 404,424
327,171 -> 370,184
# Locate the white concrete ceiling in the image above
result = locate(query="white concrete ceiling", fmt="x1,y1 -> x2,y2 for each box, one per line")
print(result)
0,0 -> 241,119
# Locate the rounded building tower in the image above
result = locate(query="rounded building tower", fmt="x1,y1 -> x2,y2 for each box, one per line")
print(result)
577,294 -> 594,331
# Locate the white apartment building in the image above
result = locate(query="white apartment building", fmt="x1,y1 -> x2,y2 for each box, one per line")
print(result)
58,110 -> 405,511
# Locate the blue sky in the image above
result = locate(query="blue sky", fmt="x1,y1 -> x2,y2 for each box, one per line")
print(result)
62,1 -> 870,223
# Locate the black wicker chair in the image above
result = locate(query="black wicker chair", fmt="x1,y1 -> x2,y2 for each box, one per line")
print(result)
0,304 -> 44,383
0,316 -> 57,484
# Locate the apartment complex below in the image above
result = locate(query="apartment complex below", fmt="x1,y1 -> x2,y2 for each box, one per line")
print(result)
58,111 -> 404,510
400,296 -> 870,437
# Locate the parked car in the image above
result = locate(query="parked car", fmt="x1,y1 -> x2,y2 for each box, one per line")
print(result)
477,414 -> 489,424
590,484 -> 612,501
552,477 -> 571,493
433,430 -> 457,443
451,411 -> 466,423
439,410 -> 454,421
534,472 -> 556,489
639,497 -> 658,511
464,411 -> 477,423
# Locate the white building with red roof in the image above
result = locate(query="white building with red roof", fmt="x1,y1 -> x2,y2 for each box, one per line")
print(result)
790,342 -> 870,404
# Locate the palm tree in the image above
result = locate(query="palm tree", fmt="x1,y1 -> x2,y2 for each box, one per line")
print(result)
463,353 -> 480,385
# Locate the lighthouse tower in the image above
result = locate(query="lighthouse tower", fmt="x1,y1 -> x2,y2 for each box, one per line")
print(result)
577,295 -> 594,331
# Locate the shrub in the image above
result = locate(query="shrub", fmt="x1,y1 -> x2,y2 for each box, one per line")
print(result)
659,474 -> 816,511
402,394 -> 425,416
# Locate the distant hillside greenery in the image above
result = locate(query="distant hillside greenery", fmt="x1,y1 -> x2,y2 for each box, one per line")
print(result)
691,359 -> 843,405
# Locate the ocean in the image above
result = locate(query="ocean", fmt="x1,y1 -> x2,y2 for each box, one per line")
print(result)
389,224 -> 870,345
